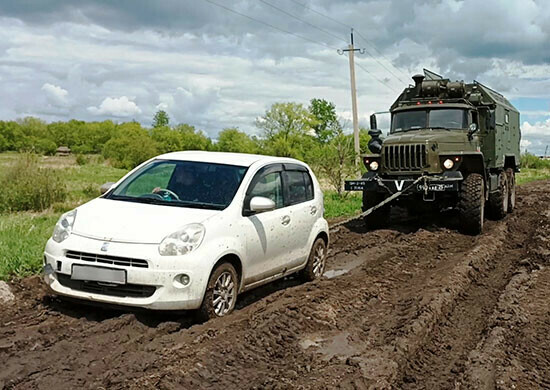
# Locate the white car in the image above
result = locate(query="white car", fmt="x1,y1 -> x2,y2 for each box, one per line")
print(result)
43,151 -> 329,319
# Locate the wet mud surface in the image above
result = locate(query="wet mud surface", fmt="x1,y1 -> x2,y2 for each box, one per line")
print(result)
1,180 -> 549,389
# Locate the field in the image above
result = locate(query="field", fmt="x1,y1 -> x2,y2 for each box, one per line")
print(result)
0,153 -> 361,280
1,179 -> 549,389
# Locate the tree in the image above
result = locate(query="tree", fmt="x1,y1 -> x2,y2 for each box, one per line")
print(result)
151,126 -> 182,154
153,110 -> 170,128
309,98 -> 339,143
102,122 -> 158,169
215,128 -> 259,154
173,124 -> 212,151
255,102 -> 317,159
309,129 -> 355,195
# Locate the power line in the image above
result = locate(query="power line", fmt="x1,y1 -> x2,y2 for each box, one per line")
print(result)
286,0 -> 350,29
201,0 -> 337,51
355,61 -> 399,93
258,0 -> 348,45
287,0 -> 410,84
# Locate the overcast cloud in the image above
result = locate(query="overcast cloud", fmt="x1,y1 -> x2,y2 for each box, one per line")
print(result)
0,0 -> 548,153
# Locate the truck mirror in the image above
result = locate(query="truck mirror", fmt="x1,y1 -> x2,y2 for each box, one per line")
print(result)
370,114 -> 378,130
469,123 -> 478,132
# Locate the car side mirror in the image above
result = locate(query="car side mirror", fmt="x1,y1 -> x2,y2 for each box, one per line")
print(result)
249,196 -> 276,213
100,182 -> 115,194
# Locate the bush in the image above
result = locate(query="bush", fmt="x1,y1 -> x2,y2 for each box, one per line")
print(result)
102,123 -> 158,169
521,153 -> 550,169
0,154 -> 67,212
75,154 -> 88,166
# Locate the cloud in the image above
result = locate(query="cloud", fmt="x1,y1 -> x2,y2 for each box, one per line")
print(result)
520,139 -> 531,152
521,119 -> 550,155
41,83 -> 68,106
87,96 -> 142,117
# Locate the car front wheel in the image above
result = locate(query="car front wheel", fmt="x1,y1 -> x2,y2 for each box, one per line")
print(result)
199,263 -> 238,320
302,237 -> 327,281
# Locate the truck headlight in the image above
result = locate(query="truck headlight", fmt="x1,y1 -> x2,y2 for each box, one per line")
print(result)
52,210 -> 77,243
443,159 -> 454,170
369,161 -> 379,171
159,223 -> 205,256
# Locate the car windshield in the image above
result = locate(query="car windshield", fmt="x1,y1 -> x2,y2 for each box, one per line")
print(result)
392,109 -> 467,132
106,160 -> 248,210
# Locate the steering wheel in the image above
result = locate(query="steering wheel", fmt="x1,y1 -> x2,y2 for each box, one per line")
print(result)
154,188 -> 180,200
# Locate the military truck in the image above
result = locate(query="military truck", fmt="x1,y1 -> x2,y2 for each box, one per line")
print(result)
345,69 -> 521,235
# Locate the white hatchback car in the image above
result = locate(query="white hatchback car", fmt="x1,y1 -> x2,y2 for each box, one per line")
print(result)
43,151 -> 329,319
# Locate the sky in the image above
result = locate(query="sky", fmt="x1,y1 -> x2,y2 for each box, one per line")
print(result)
0,0 -> 549,155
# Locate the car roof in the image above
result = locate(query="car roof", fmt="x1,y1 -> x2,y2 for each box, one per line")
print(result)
155,150 -> 305,168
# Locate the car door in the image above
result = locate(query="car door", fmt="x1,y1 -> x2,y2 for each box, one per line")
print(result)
281,166 -> 318,269
241,165 -> 295,286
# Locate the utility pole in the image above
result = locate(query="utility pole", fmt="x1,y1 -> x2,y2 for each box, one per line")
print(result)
338,29 -> 365,166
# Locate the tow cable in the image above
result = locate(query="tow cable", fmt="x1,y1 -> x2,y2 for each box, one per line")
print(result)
330,175 -> 427,233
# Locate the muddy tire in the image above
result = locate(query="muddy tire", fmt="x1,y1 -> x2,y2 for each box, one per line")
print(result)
506,168 -> 516,213
487,170 -> 508,220
362,191 -> 390,229
301,238 -> 327,281
198,263 -> 238,321
458,173 -> 485,235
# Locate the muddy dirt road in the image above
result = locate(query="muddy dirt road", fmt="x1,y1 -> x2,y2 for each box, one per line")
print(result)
1,180 -> 549,389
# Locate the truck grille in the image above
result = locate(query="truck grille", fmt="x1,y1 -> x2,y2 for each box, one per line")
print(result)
383,144 -> 427,171
57,274 -> 156,298
65,250 -> 149,268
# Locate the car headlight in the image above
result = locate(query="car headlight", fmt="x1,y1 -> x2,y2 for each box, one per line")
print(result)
52,210 -> 77,243
159,223 -> 205,256
443,159 -> 454,170
369,161 -> 379,171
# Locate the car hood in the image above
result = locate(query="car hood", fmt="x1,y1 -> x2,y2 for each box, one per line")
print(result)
72,198 -> 220,244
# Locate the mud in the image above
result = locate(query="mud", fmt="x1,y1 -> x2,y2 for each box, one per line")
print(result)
1,180 -> 549,389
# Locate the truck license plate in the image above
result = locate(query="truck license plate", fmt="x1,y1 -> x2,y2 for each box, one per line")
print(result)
71,265 -> 126,284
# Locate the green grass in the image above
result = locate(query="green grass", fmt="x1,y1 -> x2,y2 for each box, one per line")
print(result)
323,191 -> 362,219
517,168 -> 550,185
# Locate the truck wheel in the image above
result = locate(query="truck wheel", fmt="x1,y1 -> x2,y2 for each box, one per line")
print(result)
506,168 -> 516,213
487,171 -> 508,220
198,263 -> 238,321
362,192 -> 390,229
301,237 -> 327,281
458,173 -> 485,235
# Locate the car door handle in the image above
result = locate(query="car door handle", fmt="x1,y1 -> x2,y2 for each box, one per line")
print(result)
310,206 -> 317,215
281,215 -> 291,225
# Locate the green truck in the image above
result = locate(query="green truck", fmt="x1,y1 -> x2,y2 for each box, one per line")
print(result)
345,69 -> 521,235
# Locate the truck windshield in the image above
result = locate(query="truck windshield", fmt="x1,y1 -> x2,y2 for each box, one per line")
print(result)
392,109 -> 467,132
105,160 -> 247,210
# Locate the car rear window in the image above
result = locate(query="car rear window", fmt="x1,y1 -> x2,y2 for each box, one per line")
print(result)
284,171 -> 314,205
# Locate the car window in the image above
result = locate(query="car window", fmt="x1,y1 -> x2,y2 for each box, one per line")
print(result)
284,171 -> 310,205
108,160 -> 247,210
249,172 -> 284,209
304,172 -> 314,200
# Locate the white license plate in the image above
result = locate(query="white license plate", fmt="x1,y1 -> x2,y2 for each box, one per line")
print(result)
71,265 -> 126,284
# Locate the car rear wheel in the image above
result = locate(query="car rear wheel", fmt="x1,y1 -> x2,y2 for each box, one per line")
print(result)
301,237 -> 327,281
199,263 -> 238,320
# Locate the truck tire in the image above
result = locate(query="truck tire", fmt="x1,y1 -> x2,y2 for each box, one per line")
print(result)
506,168 -> 516,213
458,173 -> 485,235
362,191 -> 390,229
487,170 -> 508,220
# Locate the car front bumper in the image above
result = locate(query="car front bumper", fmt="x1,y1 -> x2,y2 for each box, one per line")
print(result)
43,234 -> 211,310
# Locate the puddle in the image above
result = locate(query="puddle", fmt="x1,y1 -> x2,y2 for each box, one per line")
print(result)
318,332 -> 357,360
324,256 -> 365,279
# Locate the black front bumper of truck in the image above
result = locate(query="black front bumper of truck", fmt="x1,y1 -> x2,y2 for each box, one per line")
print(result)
345,171 -> 463,195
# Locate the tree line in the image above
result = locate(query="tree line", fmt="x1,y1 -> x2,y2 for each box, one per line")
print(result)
0,99 -> 370,193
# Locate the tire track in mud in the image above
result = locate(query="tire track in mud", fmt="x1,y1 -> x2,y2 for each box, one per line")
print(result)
0,181 -> 549,389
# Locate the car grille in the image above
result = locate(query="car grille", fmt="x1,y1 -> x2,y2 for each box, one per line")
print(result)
383,144 -> 427,171
57,274 -> 156,298
65,250 -> 149,268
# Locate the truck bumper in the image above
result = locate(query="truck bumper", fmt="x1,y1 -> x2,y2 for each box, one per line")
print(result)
345,171 -> 463,195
